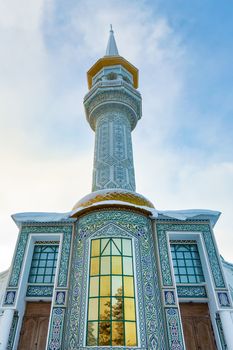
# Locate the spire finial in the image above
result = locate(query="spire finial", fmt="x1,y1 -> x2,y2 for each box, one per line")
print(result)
105,25 -> 119,56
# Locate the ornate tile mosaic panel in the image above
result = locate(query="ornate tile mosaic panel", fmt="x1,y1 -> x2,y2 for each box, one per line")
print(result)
165,308 -> 185,350
26,285 -> 53,297
176,285 -> 207,298
48,307 -> 65,350
7,311 -> 18,350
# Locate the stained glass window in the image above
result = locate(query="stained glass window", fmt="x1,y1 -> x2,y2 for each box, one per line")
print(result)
170,244 -> 205,284
86,238 -> 137,347
28,244 -> 59,283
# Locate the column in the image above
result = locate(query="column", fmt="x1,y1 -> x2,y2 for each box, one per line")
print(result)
0,308 -> 14,349
219,310 -> 233,350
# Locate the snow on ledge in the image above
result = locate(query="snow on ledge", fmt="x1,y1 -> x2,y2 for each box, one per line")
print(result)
12,207 -> 221,228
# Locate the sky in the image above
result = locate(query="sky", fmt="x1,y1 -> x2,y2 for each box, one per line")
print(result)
0,0 -> 233,271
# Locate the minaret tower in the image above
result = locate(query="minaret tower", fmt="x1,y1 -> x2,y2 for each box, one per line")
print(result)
84,26 -> 141,192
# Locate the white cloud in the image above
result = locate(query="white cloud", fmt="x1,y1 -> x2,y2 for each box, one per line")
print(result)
0,0 -> 232,272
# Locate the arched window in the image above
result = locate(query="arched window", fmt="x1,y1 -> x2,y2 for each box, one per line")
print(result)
86,237 -> 137,346
106,72 -> 117,80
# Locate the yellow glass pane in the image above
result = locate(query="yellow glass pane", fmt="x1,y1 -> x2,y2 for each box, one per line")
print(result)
87,322 -> 98,346
100,276 -> 110,296
112,256 -> 122,274
112,297 -> 123,320
91,239 -> 100,257
112,321 -> 124,345
99,298 -> 110,320
90,257 -> 99,276
124,276 -> 134,297
88,298 -> 98,320
125,322 -> 137,346
101,257 -> 110,274
89,277 -> 99,297
124,298 -> 135,320
99,322 -> 110,345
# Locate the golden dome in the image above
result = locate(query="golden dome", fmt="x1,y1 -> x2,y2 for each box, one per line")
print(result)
72,189 -> 154,212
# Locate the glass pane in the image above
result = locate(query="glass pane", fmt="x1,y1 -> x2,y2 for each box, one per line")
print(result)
87,322 -> 98,346
125,322 -> 137,346
112,322 -> 124,345
123,257 -> 133,275
101,239 -> 109,255
38,268 -> 44,274
40,260 -> 46,267
112,256 -> 122,274
124,298 -> 135,320
124,276 -> 134,297
123,239 -> 132,256
101,257 -> 110,274
189,276 -> 196,283
112,239 -> 121,255
88,299 -> 98,320
91,240 -> 100,257
44,275 -> 51,283
180,276 -> 188,283
90,258 -> 99,276
102,241 -> 110,256
178,260 -> 185,267
112,276 -> 122,296
99,322 -> 110,346
36,276 -> 43,283
100,276 -> 110,296
99,298 -> 110,320
112,297 -> 123,320
89,277 -> 99,297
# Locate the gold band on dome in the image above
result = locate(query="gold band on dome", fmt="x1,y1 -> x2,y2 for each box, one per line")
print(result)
87,56 -> 138,89
72,190 -> 154,211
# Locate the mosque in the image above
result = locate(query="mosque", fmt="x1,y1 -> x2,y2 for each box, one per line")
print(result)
0,28 -> 233,350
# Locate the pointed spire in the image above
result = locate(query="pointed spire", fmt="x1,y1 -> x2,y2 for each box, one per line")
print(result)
105,25 -> 119,56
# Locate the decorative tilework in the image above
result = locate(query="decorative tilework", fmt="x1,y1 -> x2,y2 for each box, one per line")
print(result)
156,222 -> 225,288
8,224 -> 73,290
92,113 -> 136,191
47,307 -> 65,350
64,210 -> 166,350
216,313 -> 227,350
8,231 -> 28,287
55,291 -> 66,306
165,308 -> 185,350
7,311 -> 18,350
4,291 -> 16,305
176,285 -> 207,298
26,285 -> 53,297
164,290 -> 176,305
217,292 -> 231,307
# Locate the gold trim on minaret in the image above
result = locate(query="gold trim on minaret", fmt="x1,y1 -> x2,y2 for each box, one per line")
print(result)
87,56 -> 139,89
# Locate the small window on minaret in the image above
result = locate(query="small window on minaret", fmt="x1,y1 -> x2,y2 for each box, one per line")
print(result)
106,72 -> 117,80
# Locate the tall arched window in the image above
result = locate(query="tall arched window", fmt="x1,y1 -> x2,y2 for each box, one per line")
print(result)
86,238 -> 137,346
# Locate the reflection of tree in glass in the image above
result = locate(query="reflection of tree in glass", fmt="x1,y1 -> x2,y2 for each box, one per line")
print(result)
99,300 -> 110,345
87,322 -> 97,346
112,287 -> 124,345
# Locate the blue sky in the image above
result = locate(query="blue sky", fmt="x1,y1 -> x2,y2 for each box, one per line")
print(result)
0,0 -> 233,270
